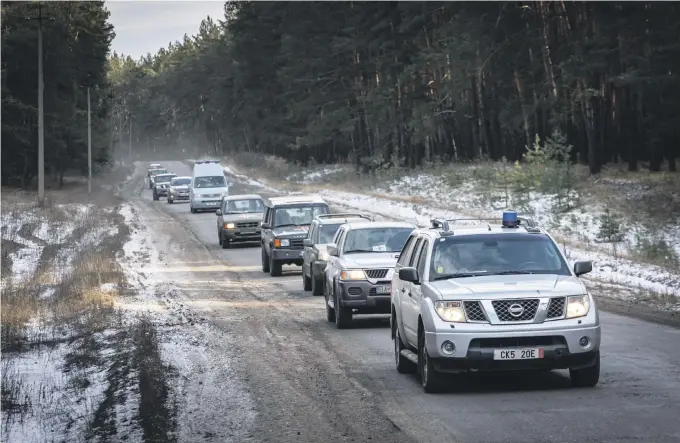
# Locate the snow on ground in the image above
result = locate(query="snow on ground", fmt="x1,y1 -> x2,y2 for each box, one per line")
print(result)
221,162 -> 680,300
286,166 -> 345,184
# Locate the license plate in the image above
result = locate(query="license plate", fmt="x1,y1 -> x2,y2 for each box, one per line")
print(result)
206,202 -> 217,206
242,231 -> 256,235
493,348 -> 544,360
376,285 -> 391,294
299,251 -> 304,257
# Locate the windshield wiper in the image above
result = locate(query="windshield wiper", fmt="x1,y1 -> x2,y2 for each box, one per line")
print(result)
432,272 -> 487,280
488,271 -> 535,276
275,223 -> 303,228
344,249 -> 377,254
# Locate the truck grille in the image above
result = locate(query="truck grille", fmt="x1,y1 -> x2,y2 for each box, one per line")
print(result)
365,269 -> 388,279
463,301 -> 487,322
290,238 -> 304,249
492,299 -> 540,322
546,297 -> 566,319
236,222 -> 259,228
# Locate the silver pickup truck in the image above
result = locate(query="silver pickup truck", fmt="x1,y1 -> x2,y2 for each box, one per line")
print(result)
391,211 -> 600,393
323,221 -> 416,328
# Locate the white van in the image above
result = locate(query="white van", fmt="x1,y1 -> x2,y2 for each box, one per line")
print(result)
190,160 -> 230,213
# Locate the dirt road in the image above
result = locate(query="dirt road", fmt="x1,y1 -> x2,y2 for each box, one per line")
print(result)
120,161 -> 680,443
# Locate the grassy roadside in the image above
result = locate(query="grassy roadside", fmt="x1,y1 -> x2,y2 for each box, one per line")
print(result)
1,165 -> 179,442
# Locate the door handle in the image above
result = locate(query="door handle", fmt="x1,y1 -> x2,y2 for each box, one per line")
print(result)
401,288 -> 406,293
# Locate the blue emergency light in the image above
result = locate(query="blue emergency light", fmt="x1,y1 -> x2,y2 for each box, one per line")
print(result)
502,210 -> 519,227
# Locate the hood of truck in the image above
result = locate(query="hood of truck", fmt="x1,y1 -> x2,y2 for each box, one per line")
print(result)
342,252 -> 400,269
223,212 -> 263,223
430,274 -> 585,299
272,225 -> 310,238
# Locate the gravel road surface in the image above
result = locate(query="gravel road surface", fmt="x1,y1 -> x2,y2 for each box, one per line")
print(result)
122,160 -> 680,443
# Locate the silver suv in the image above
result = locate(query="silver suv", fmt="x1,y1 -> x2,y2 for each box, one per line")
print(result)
323,221 -> 416,328
391,211 -> 599,393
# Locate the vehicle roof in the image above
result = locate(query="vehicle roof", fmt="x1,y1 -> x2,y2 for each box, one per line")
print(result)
415,224 -> 546,238
342,221 -> 416,230
317,217 -> 367,225
266,195 -> 327,206
192,162 -> 224,176
149,163 -> 162,167
170,176 -> 191,181
149,167 -> 166,171
156,173 -> 176,177
223,194 -> 262,201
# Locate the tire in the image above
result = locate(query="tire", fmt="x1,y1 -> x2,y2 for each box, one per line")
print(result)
334,291 -> 352,329
570,351 -> 600,387
325,281 -> 335,322
218,230 -> 223,245
394,321 -> 416,374
311,274 -> 323,296
302,270 -> 312,291
221,234 -> 231,249
190,205 -> 197,214
269,254 -> 282,277
419,329 -> 444,393
168,197 -> 174,204
153,192 -> 159,201
261,247 -> 270,273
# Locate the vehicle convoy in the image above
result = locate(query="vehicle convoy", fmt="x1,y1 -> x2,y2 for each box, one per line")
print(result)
148,167 -> 168,189
302,213 -> 373,295
390,211 -> 600,393
166,176 -> 192,203
260,195 -> 330,277
190,160 -> 230,213
152,173 -> 177,200
216,194 -> 264,248
323,221 -> 416,328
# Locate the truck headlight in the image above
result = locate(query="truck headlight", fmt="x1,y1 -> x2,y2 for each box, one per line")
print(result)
318,250 -> 329,261
224,223 -> 235,229
340,270 -> 366,281
434,301 -> 467,323
566,295 -> 590,318
274,239 -> 290,248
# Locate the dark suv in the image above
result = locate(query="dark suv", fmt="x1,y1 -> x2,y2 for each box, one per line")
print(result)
301,213 -> 373,295
260,196 -> 330,277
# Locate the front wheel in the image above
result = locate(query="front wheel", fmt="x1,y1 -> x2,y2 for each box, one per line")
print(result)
221,234 -> 231,249
324,281 -> 335,322
334,292 -> 352,329
269,255 -> 282,277
302,271 -> 312,291
419,330 -> 444,393
261,247 -> 270,273
570,351 -> 600,387
168,197 -> 174,204
311,274 -> 323,296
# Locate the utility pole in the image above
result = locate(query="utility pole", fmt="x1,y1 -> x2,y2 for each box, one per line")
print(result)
87,86 -> 92,195
37,1 -> 45,206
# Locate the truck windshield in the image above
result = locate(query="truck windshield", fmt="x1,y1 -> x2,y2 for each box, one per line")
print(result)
318,224 -> 342,244
225,199 -> 264,213
429,233 -> 570,281
194,176 -> 226,188
170,178 -> 191,186
155,175 -> 176,183
273,205 -> 329,227
343,227 -> 413,254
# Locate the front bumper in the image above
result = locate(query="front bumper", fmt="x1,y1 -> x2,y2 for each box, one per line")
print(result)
169,191 -> 190,200
155,187 -> 169,196
423,320 -> 601,370
271,248 -> 305,263
222,228 -> 261,243
191,198 -> 221,210
337,280 -> 391,314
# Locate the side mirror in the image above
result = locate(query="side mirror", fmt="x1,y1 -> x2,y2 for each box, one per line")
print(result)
216,209 -> 222,216
327,244 -> 338,257
574,260 -> 593,276
399,267 -> 419,283
303,238 -> 313,247
261,222 -> 271,230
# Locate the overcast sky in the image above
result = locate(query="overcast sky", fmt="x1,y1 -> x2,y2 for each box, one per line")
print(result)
106,1 -> 226,59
